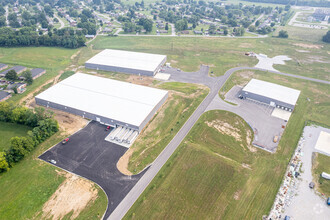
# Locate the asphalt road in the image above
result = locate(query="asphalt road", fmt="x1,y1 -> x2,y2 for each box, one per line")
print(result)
108,66 -> 330,220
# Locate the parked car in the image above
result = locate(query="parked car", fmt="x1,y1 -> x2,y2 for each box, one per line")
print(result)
62,138 -> 69,144
49,159 -> 56,164
284,216 -> 290,220
327,197 -> 330,206
309,182 -> 315,189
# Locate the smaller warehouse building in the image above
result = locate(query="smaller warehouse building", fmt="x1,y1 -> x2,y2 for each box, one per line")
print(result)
0,63 -> 8,71
31,68 -> 46,79
240,79 -> 300,111
0,66 -> 27,77
85,49 -> 167,76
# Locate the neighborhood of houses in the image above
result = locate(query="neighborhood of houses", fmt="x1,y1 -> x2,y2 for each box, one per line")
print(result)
0,63 -> 46,102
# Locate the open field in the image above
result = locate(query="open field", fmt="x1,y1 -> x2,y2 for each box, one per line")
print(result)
0,122 -> 31,151
0,47 -> 77,103
274,25 -> 328,43
125,68 -> 330,219
313,153 -> 330,197
0,129 -> 107,219
91,36 -> 330,81
128,82 -> 209,173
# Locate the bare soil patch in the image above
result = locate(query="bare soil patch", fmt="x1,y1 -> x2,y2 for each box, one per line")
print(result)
239,43 -> 253,48
206,119 -> 242,142
42,172 -> 98,220
234,190 -> 242,200
296,49 -> 310,53
52,109 -> 88,135
239,71 -> 254,79
293,43 -> 323,49
126,74 -> 154,86
170,60 -> 178,64
117,148 -> 134,175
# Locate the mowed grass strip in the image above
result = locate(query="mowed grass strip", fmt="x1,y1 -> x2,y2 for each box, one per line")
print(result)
313,153 -> 330,197
0,121 -> 31,151
128,82 -> 209,173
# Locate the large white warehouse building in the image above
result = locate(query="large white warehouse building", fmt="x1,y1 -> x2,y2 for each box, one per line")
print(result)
85,49 -> 167,76
35,73 -> 168,132
240,79 -> 301,111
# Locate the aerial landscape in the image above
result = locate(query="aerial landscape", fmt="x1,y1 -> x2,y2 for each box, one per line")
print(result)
0,0 -> 329,219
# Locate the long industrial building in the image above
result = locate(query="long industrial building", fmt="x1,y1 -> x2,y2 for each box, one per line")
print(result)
35,73 -> 168,132
240,79 -> 300,111
85,49 -> 167,76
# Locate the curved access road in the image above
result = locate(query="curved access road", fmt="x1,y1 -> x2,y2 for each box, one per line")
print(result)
108,66 -> 330,220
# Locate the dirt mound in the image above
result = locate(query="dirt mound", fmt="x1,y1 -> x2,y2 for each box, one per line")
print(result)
206,119 -> 241,142
42,172 -> 97,220
117,148 -> 133,175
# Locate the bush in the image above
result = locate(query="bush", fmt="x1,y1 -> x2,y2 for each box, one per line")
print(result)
278,30 -> 288,38
0,102 -> 58,171
322,31 -> 330,43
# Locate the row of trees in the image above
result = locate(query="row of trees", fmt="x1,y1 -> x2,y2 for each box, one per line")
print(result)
0,102 -> 59,172
5,69 -> 33,85
323,31 -> 330,43
0,27 -> 86,48
244,0 -> 330,8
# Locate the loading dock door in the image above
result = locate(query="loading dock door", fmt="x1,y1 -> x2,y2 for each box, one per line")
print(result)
96,117 -> 101,122
270,101 -> 275,107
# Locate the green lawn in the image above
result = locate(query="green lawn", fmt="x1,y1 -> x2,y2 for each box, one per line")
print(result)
313,153 -> 330,197
125,68 -> 330,219
0,47 -> 77,103
128,82 -> 209,173
0,122 -> 31,151
91,36 -> 330,81
0,131 -> 108,219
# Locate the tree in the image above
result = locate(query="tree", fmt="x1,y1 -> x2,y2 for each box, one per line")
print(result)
285,4 -> 291,11
224,28 -> 228,36
0,152 -> 9,172
255,20 -> 260,27
165,23 -> 169,30
278,30 -> 288,38
5,70 -> 18,81
22,70 -> 33,85
175,19 -> 188,31
322,31 -> 330,43
248,25 -> 256,32
208,24 -> 216,35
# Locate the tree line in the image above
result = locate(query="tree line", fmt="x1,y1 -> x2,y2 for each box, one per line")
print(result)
0,27 -> 86,48
243,0 -> 330,7
0,102 -> 59,173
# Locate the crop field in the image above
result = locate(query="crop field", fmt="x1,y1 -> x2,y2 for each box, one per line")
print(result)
128,82 -> 209,173
92,36 -> 330,81
313,153 -> 330,197
125,69 -> 330,219
0,122 -> 31,151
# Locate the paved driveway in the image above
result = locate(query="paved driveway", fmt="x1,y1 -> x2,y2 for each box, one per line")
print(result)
39,121 -> 147,219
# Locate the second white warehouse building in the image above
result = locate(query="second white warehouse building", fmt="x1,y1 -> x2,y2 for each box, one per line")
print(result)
85,49 -> 167,76
35,73 -> 168,132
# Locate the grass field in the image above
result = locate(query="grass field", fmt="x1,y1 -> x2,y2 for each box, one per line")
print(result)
0,47 -> 77,103
91,36 -> 330,80
0,122 -> 31,151
0,130 -> 107,219
128,82 -> 209,173
125,68 -> 330,219
313,153 -> 330,197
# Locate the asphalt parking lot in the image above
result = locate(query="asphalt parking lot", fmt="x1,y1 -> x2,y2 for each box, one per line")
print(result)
207,86 -> 286,152
39,121 -> 147,219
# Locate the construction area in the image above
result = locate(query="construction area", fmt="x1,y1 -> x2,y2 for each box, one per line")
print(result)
85,49 -> 167,76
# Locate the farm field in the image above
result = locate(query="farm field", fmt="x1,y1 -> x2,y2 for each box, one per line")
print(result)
0,122 -> 31,151
91,36 -> 330,80
124,68 -> 330,219
313,153 -> 330,197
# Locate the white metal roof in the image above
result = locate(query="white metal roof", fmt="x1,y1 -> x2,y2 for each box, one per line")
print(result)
85,49 -> 167,72
35,73 -> 168,127
243,79 -> 300,106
